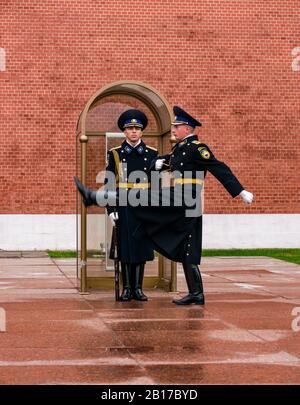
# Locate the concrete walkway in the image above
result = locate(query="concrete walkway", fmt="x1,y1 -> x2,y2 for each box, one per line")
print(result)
0,254 -> 300,384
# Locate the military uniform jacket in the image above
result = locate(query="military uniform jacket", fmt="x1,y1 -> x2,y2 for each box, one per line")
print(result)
106,139 -> 158,263
134,135 -> 244,264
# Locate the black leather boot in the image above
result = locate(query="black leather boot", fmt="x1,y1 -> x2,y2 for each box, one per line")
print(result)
173,263 -> 205,305
74,176 -> 97,207
132,263 -> 148,301
120,263 -> 132,301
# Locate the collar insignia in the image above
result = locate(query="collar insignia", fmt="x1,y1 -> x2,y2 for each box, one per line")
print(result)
137,145 -> 144,154
125,145 -> 132,154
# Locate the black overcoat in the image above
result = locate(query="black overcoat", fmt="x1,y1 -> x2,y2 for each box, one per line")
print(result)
106,140 -> 158,263
134,135 -> 244,264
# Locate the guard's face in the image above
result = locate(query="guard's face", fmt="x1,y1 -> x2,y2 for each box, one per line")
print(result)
124,126 -> 143,143
172,124 -> 190,141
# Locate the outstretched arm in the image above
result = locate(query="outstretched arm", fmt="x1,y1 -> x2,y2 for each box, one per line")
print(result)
193,144 -> 253,202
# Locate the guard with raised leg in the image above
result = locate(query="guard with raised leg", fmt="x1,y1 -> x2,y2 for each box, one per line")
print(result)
135,106 -> 254,305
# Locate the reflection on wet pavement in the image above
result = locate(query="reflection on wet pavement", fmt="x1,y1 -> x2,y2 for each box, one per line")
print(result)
0,255 -> 299,384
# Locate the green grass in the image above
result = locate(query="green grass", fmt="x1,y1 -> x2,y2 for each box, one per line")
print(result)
47,250 -> 77,258
47,248 -> 300,265
202,249 -> 300,265
47,250 -> 104,258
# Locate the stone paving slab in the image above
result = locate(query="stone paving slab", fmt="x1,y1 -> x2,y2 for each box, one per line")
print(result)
0,251 -> 48,259
0,256 -> 300,384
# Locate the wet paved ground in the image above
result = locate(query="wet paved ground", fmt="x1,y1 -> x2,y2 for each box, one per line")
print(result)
0,254 -> 300,384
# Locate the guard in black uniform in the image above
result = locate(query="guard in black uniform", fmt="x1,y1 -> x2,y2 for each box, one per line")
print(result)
135,106 -> 254,305
76,109 -> 158,302
106,109 -> 158,301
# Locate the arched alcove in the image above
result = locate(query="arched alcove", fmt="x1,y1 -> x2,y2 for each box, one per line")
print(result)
76,81 -> 176,294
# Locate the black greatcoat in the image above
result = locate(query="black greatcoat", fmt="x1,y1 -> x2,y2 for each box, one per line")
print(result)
106,139 -> 158,263
134,135 -> 244,264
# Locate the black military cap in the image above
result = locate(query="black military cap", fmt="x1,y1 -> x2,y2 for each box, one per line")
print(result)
118,109 -> 148,131
172,106 -> 202,128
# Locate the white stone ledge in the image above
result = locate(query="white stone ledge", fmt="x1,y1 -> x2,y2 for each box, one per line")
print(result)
0,214 -> 299,250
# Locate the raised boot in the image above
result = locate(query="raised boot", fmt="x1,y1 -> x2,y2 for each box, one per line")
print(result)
74,176 -> 97,207
132,263 -> 148,301
173,263 -> 205,305
120,263 -> 132,301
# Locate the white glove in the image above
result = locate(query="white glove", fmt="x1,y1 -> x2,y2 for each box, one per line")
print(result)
155,159 -> 166,170
109,212 -> 119,226
239,190 -> 253,204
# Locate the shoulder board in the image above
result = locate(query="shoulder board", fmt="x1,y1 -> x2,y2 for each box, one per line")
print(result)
109,146 -> 121,152
192,140 -> 202,145
146,145 -> 157,151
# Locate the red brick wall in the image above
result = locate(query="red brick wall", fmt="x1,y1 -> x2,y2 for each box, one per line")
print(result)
0,0 -> 299,214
